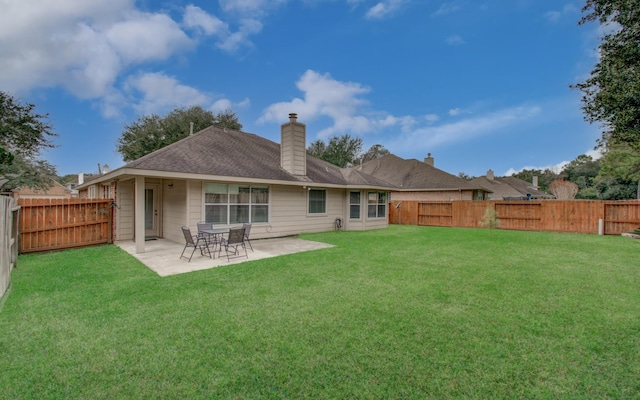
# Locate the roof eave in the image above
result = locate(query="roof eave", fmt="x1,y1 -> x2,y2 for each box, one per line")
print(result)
77,167 -> 396,191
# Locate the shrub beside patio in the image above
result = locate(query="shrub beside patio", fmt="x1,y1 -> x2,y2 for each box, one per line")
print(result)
0,226 -> 638,398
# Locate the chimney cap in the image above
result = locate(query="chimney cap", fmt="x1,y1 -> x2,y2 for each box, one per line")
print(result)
289,113 -> 297,122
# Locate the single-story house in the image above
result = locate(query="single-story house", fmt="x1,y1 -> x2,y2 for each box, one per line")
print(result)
469,170 -> 554,200
355,153 -> 492,202
9,180 -> 74,199
76,114 -> 396,253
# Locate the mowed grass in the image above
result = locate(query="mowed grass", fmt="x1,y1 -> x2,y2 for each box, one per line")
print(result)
0,225 -> 639,399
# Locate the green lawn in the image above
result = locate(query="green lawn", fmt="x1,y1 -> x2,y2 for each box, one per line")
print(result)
1,225 -> 639,399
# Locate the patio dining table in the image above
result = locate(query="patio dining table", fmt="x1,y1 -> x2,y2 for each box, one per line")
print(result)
200,228 -> 229,257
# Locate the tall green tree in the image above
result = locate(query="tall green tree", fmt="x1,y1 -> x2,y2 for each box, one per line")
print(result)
457,172 -> 476,181
512,168 -> 559,191
573,0 -> 640,178
597,143 -> 640,182
307,134 -> 364,168
358,144 -> 390,164
561,154 -> 601,190
0,91 -> 58,191
116,106 -> 242,162
307,135 -> 390,168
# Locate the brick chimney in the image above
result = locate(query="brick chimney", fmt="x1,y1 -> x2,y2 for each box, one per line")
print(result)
281,113 -> 306,176
424,153 -> 434,166
487,169 -> 494,181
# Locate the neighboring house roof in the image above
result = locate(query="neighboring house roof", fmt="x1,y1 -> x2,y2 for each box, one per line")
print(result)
78,126 -> 396,189
470,175 -> 553,199
12,180 -> 73,198
354,154 -> 488,192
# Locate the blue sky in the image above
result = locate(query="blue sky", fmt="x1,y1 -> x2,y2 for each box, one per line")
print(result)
0,0 -> 603,178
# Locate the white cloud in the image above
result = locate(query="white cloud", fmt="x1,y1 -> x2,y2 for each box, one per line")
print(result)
425,114 -> 439,123
260,70 -> 541,151
0,0 -> 266,117
106,12 -> 192,64
216,18 -> 264,52
445,35 -> 466,45
0,0 -> 192,100
125,72 -> 211,116
448,108 -> 462,116
504,148 -> 602,176
183,5 -> 228,36
544,4 -> 579,23
392,106 -> 542,154
365,0 -> 408,20
261,69 -> 407,137
585,148 -> 602,160
544,11 -> 562,23
218,0 -> 288,15
431,2 -> 463,17
182,6 -> 263,52
212,98 -> 250,113
504,162 -> 567,176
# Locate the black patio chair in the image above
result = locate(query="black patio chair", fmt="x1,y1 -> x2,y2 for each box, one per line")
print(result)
242,223 -> 254,251
220,227 -> 248,262
180,226 -> 212,262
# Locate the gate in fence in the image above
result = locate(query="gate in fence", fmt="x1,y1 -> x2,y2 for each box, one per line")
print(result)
18,198 -> 114,254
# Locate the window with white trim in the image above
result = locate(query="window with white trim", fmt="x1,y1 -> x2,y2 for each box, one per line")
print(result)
349,191 -> 361,219
367,191 -> 387,218
308,189 -> 326,214
204,183 -> 269,225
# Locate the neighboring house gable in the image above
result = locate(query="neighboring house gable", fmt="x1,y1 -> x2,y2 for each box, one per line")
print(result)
470,170 -> 554,200
354,154 -> 491,201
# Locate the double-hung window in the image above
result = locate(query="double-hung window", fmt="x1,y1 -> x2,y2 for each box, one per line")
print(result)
367,191 -> 387,218
308,189 -> 326,214
349,191 -> 361,219
204,183 -> 269,225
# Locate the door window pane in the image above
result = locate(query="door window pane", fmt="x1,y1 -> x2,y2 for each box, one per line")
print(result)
145,189 -> 154,229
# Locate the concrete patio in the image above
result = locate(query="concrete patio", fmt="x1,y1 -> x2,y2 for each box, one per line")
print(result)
116,236 -> 334,277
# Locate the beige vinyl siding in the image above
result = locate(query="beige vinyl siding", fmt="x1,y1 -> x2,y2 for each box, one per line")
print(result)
345,190 -> 365,231
187,180 -> 203,228
268,185 -> 346,237
116,180 -> 134,240
162,179 -> 187,243
114,178 -> 387,243
363,215 -> 388,230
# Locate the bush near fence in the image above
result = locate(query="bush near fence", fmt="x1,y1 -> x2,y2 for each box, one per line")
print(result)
18,198 -> 114,254
389,200 -> 640,235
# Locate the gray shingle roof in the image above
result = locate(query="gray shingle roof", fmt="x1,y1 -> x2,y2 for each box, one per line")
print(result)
124,126 -> 395,187
354,154 -> 484,191
469,175 -> 553,199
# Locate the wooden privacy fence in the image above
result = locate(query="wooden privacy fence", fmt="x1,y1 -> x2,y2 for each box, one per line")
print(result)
18,198 -> 114,253
389,200 -> 640,235
1,196 -> 19,298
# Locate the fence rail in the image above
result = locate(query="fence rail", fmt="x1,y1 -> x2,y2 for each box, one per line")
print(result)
18,198 -> 114,253
1,196 -> 19,298
389,200 -> 640,235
